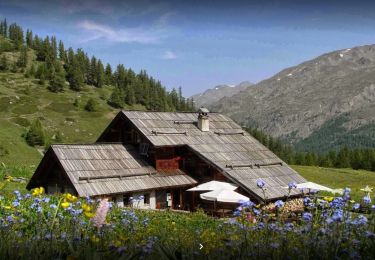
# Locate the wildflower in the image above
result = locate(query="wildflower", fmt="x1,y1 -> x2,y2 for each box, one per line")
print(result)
362,195 -> 371,205
240,200 -> 255,208
61,202 -> 70,209
351,215 -> 368,226
31,187 -> 44,196
256,179 -> 265,188
274,200 -> 284,208
7,215 -> 14,223
82,203 -> 92,212
323,196 -> 334,202
288,182 -> 297,189
352,203 -> 360,210
90,235 -> 100,243
92,198 -> 110,228
50,204 -> 57,209
84,211 -> 95,218
64,193 -> 77,203
12,201 -> 20,207
302,212 -> 313,222
42,197 -> 50,203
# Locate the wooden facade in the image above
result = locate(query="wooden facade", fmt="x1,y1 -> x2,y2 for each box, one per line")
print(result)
28,110 -> 306,210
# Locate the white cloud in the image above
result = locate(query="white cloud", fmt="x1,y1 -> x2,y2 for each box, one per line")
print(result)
78,20 -> 161,44
162,50 -> 177,60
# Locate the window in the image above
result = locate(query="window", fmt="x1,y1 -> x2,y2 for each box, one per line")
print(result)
123,195 -> 131,206
144,193 -> 150,205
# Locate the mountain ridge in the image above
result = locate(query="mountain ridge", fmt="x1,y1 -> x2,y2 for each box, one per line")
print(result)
210,44 -> 375,152
190,81 -> 253,108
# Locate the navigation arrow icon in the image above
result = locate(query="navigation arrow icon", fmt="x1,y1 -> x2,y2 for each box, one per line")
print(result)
199,243 -> 203,250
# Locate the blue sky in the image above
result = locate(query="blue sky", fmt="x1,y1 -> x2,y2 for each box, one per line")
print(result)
1,0 -> 375,96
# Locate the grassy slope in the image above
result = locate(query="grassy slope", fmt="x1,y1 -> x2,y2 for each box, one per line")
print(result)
291,165 -> 375,201
0,38 -> 123,166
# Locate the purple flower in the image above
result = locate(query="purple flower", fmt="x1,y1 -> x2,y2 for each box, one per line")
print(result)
7,215 -> 14,223
288,182 -> 297,189
351,215 -> 368,226
352,203 -> 360,210
275,200 -> 284,208
240,200 -> 255,208
363,195 -> 371,205
302,212 -> 313,222
12,201 -> 20,207
42,197 -> 50,203
256,179 -> 265,188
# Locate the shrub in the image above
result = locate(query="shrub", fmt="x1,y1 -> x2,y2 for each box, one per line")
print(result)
84,98 -> 98,112
25,119 -> 45,146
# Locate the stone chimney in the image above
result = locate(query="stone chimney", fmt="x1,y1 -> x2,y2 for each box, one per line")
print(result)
198,107 -> 209,132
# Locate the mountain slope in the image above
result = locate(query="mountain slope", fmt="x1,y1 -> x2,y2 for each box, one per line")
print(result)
210,45 -> 375,152
190,81 -> 252,108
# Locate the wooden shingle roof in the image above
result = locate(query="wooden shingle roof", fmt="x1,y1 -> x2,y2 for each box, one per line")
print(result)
41,144 -> 197,197
121,110 -> 306,200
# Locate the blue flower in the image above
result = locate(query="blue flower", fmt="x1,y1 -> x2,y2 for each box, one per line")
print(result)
274,200 -> 284,208
233,210 -> 241,217
352,203 -> 360,210
50,204 -> 57,209
240,200 -> 255,208
42,197 -> 50,203
362,195 -> 371,205
288,182 -> 297,189
7,215 -> 14,223
302,212 -> 313,222
351,215 -> 368,226
256,179 -> 265,188
12,200 -> 20,207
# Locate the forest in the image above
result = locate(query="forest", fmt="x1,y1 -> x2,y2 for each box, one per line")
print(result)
0,18 -> 195,112
246,127 -> 375,172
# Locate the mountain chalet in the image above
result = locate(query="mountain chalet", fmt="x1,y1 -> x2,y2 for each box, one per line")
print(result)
27,109 -> 306,210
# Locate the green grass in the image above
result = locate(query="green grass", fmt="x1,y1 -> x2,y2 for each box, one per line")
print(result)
0,69 -> 118,166
292,165 -> 375,201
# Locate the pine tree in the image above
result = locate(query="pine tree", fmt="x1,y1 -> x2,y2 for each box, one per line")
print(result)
336,145 -> 351,168
58,40 -> 67,62
67,61 -> 84,91
25,119 -> 45,146
16,46 -> 28,68
48,64 -> 66,92
104,63 -> 113,85
96,59 -> 104,87
108,87 -> 124,108
26,29 -> 33,47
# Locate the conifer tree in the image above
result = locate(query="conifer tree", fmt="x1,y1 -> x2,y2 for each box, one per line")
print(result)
26,29 -> 33,47
48,64 -> 66,92
25,119 -> 45,146
16,46 -> 28,68
108,87 -> 124,108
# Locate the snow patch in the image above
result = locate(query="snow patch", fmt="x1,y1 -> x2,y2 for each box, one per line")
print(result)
339,53 -> 344,58
287,73 -> 293,77
277,78 -> 281,81
228,84 -> 236,87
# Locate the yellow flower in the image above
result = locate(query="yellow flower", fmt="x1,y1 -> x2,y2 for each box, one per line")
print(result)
84,211 -> 95,218
32,187 -> 45,196
171,221 -> 175,225
64,193 -> 77,203
61,202 -> 70,209
3,206 -> 11,210
91,235 -> 100,243
323,196 -> 334,202
82,203 -> 91,212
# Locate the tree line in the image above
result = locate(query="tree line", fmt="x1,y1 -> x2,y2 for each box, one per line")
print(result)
245,127 -> 375,172
0,18 -> 195,112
